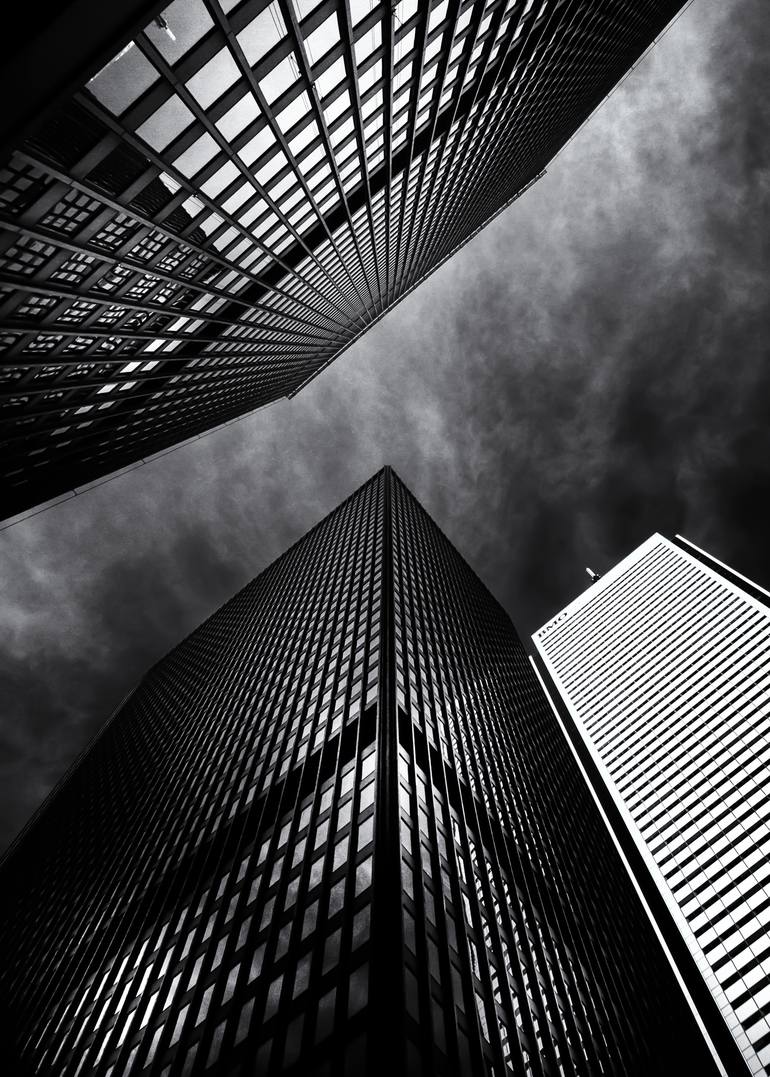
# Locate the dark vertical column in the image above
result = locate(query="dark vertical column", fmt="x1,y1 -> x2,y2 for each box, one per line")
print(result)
367,466 -> 406,1073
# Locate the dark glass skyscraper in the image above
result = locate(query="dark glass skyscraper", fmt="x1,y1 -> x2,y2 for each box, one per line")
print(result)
0,468 -> 717,1076
0,0 -> 686,519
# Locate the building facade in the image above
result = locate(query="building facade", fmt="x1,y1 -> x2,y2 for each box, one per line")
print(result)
532,533 -> 770,1077
0,0 -> 686,519
0,472 -> 717,1076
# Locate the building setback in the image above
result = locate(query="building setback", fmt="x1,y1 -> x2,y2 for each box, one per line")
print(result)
532,533 -> 770,1077
0,0 -> 686,520
0,471 -> 716,1076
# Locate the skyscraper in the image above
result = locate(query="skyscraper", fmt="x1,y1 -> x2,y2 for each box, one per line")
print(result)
0,471 -> 717,1076
532,533 -> 770,1077
0,0 -> 686,520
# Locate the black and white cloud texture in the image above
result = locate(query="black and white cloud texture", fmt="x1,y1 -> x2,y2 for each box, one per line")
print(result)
1,0 -> 769,851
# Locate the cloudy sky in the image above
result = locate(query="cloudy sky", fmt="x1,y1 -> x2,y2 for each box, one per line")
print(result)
1,0 -> 769,853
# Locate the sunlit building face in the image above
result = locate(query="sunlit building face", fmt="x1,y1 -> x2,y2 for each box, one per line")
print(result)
533,533 -> 770,1077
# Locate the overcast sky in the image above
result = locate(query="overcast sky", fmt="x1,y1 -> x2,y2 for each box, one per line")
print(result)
1,0 -> 769,853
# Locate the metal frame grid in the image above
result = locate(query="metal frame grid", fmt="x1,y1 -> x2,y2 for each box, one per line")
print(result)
0,468 -> 717,1076
387,472 -> 716,1077
0,470 -> 386,1076
0,0 -> 685,519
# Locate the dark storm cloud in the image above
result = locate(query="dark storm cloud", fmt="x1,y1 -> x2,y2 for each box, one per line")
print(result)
1,0 -> 769,851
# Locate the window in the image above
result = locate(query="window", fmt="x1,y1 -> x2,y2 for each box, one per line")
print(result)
283,1013 -> 304,1067
259,56 -> 297,104
323,928 -> 342,974
137,95 -> 195,150
237,5 -> 286,67
264,973 -> 283,1020
315,987 -> 336,1043
293,953 -> 312,999
88,45 -> 158,115
187,49 -> 241,109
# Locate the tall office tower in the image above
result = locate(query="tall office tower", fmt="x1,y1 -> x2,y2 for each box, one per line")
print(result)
532,533 -> 770,1077
0,470 -> 718,1076
0,0 -> 686,520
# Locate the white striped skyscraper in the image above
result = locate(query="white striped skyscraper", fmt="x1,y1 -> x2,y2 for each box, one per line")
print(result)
532,533 -> 770,1077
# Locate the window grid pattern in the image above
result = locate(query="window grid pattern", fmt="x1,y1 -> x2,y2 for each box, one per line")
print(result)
386,476 -> 716,1077
0,472 -> 385,1076
0,473 -> 713,1076
0,0 -> 684,519
533,535 -> 770,1077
